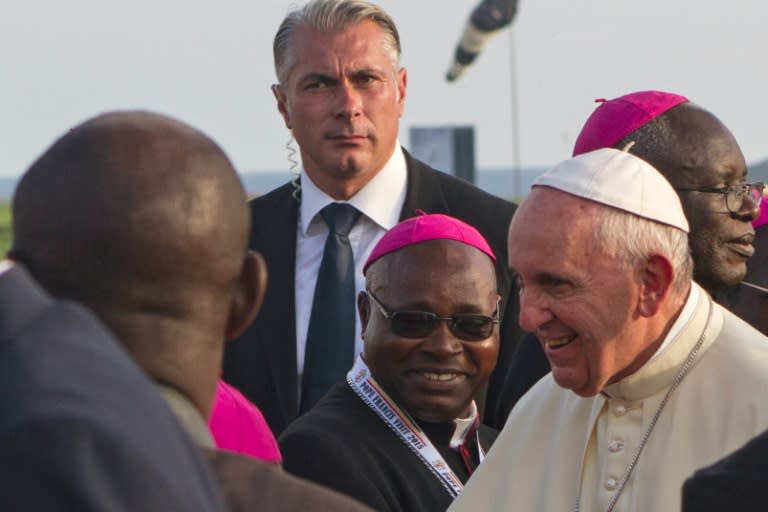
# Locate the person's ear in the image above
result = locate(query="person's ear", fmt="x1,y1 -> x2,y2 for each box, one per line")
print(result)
637,254 -> 674,317
226,251 -> 268,340
395,67 -> 407,117
358,290 -> 370,340
272,84 -> 292,130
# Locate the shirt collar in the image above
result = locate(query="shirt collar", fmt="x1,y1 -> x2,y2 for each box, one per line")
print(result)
449,401 -> 479,449
156,384 -> 215,449
299,143 -> 407,235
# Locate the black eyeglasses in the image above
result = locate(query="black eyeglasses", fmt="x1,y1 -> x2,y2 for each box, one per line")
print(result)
365,288 -> 500,341
675,182 -> 764,213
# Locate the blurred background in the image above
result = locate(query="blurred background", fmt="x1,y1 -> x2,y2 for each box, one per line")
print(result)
2,0 -> 767,251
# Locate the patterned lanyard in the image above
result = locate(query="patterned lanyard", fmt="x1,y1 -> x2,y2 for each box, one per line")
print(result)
347,356 -> 483,497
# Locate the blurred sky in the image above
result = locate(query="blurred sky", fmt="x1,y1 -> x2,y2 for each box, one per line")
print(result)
2,0 -> 767,178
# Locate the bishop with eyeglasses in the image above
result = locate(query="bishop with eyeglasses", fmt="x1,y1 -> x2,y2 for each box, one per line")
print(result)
278,213 -> 501,512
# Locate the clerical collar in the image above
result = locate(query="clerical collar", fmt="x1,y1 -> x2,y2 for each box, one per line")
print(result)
600,283 -> 699,400
646,282 -> 700,364
156,384 -> 215,449
414,401 -> 479,451
602,282 -> 711,401
449,402 -> 478,449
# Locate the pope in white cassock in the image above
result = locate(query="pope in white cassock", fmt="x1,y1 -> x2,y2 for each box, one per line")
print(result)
449,148 -> 768,512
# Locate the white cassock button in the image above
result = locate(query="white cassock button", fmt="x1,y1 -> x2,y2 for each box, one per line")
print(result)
605,478 -> 619,490
614,405 -> 627,416
608,441 -> 625,452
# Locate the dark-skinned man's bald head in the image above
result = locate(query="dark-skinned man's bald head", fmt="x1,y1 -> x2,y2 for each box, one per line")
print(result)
10,111 -> 266,417
574,92 -> 760,296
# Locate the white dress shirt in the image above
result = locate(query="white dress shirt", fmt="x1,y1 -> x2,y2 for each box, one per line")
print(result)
295,144 -> 408,397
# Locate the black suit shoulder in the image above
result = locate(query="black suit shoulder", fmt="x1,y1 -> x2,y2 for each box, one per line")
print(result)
402,155 -> 516,258
682,429 -> 768,511
428,166 -> 516,218
246,182 -> 299,271
248,182 -> 296,244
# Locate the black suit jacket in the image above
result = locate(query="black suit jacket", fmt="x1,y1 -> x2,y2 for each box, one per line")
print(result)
224,150 -> 521,434
0,264 -> 225,511
682,429 -> 768,511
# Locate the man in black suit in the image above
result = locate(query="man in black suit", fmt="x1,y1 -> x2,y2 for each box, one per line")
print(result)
223,0 -> 520,436
0,262 -> 225,510
9,110 -> 372,512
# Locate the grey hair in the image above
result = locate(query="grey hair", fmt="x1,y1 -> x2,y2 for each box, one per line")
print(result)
593,205 -> 693,294
274,0 -> 402,86
610,110 -> 693,293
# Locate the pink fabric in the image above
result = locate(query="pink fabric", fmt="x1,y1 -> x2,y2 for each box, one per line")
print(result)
573,91 -> 689,156
755,196 -> 768,229
209,380 -> 281,463
364,212 -> 496,274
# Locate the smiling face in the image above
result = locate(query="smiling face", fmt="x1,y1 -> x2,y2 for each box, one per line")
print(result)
273,21 -> 406,199
361,240 -> 499,422
508,189 -> 662,397
651,105 -> 759,294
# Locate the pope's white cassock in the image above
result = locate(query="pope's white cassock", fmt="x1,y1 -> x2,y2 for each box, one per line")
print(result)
449,283 -> 768,512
